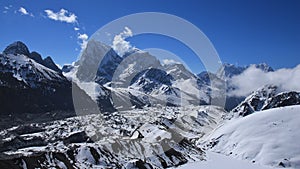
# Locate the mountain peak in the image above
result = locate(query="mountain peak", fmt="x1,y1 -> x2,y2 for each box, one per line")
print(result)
3,41 -> 30,56
217,63 -> 274,79
229,85 -> 278,118
29,51 -> 43,64
251,63 -> 274,72
43,56 -> 62,73
217,63 -> 246,79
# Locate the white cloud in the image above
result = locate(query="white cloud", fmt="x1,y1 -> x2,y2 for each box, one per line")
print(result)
78,33 -> 88,41
4,6 -> 9,10
74,27 -> 80,31
228,64 -> 300,97
162,59 -> 181,65
112,27 -> 133,56
44,8 -> 77,23
77,33 -> 89,51
19,7 -> 28,15
18,7 -> 34,17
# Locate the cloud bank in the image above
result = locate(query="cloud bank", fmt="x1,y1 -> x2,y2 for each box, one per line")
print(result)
112,27 -> 133,56
228,64 -> 300,97
44,8 -> 77,23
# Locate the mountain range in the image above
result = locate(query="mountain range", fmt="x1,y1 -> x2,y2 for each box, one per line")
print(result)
0,41 -> 299,169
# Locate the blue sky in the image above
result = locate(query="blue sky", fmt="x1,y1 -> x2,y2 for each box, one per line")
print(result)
0,0 -> 299,73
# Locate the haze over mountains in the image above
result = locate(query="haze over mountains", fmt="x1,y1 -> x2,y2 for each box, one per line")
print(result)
0,40 -> 299,169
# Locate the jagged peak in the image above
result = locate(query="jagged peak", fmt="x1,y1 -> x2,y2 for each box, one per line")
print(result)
3,41 -> 30,56
250,63 -> 274,72
29,51 -> 43,64
42,56 -> 62,73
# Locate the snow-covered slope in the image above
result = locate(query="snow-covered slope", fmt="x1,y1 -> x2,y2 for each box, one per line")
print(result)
204,105 -> 300,169
176,151 -> 276,169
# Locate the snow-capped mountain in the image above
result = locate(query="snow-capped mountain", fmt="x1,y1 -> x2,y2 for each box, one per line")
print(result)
3,41 -> 31,56
0,41 -> 68,90
228,85 -> 278,118
216,63 -> 273,79
111,49 -> 162,88
228,85 -> 300,119
69,40 -> 213,110
68,40 -> 280,113
75,40 -> 113,82
130,68 -> 173,94
164,63 -> 196,80
4,41 -> 62,74
216,63 -> 246,79
0,41 -> 94,128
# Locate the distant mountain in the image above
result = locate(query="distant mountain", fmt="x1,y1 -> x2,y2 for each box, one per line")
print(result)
252,63 -> 274,72
61,64 -> 74,73
216,63 -> 246,79
164,63 -> 196,80
228,85 -> 300,118
70,40 -> 279,112
216,63 -> 273,79
112,50 -> 162,87
130,68 -> 174,94
214,63 -> 275,111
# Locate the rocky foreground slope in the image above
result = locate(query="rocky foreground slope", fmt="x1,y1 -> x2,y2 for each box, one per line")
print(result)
0,106 -> 225,168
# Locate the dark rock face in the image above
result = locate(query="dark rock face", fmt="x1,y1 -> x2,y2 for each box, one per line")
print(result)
3,41 -> 30,56
95,48 -> 122,84
230,85 -> 278,117
230,85 -> 300,118
42,56 -> 62,73
262,91 -> 300,110
131,68 -> 174,93
29,51 -> 43,64
61,64 -> 74,73
75,40 -> 113,82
